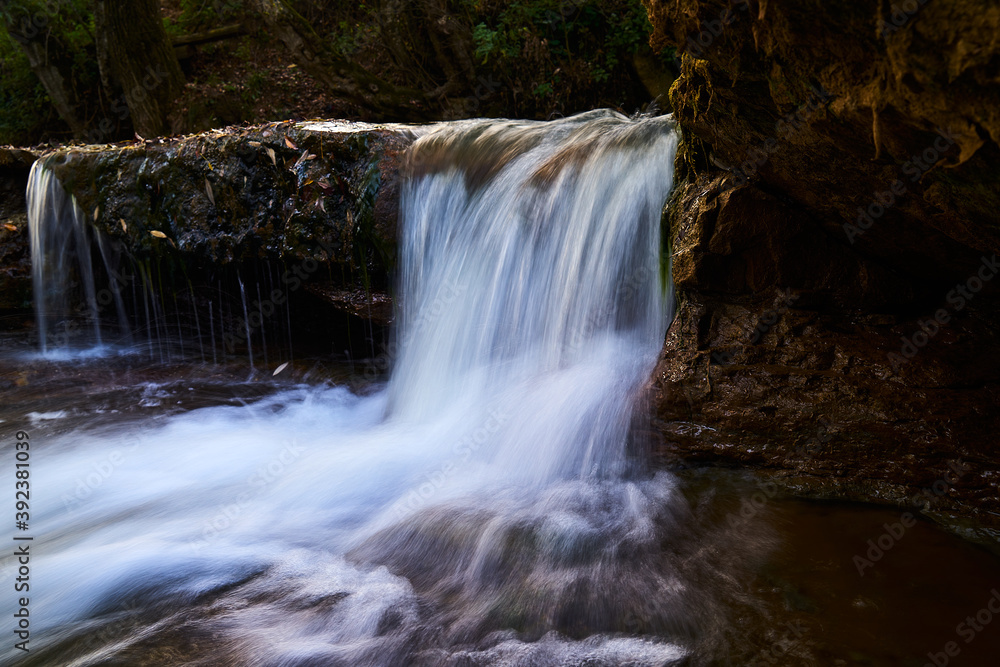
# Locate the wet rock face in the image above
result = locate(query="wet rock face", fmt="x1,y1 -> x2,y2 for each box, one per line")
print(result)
649,0 -> 1000,281
0,148 -> 38,311
644,0 -> 1000,529
0,219 -> 30,311
41,121 -> 417,288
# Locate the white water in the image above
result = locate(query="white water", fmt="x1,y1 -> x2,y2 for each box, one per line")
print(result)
6,111 -> 689,665
27,162 -> 130,354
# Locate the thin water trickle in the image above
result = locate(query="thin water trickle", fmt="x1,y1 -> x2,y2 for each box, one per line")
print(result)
27,163 -> 105,352
209,298 -> 217,365
190,285 -> 205,363
174,292 -> 186,358
257,282 -> 269,369
141,266 -> 154,361
219,288 -> 228,363
238,275 -> 254,372
285,271 -> 294,364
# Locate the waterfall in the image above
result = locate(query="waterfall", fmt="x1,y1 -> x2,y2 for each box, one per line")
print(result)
27,161 -> 130,354
389,109 -> 677,484
6,111 -> 697,666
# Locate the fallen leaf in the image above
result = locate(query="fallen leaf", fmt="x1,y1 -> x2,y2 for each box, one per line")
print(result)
285,137 -> 298,150
205,179 -> 215,205
3,223 -> 17,232
273,362 -> 289,376
93,207 -> 100,221
266,147 -> 276,166
120,218 -> 127,232
150,230 -> 167,239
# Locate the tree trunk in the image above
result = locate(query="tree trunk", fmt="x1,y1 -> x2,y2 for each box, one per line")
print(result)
91,0 -> 113,94
419,0 -> 475,99
249,0 -> 433,121
94,0 -> 185,138
1,2 -> 86,138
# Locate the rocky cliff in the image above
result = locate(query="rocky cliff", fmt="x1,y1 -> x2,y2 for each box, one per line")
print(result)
644,0 -> 1000,538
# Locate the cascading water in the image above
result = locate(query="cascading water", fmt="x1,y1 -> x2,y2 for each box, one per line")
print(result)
4,111 -> 767,666
388,110 -> 676,483
26,159 -> 300,367
27,161 -> 131,354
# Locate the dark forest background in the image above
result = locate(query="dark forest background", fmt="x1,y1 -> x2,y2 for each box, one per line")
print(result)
0,0 -> 677,146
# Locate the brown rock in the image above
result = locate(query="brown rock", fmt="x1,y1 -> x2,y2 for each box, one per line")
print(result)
645,0 -> 1000,534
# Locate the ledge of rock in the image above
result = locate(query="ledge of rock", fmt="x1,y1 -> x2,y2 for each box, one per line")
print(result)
645,0 -> 1000,536
36,120 -> 418,301
304,283 -> 394,326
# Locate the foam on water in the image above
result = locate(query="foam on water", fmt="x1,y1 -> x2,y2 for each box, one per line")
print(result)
5,111 -> 693,665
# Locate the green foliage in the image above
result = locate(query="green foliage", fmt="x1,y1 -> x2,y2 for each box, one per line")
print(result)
0,0 -> 665,145
0,28 -> 51,143
1,1 -> 96,54
166,0 -> 242,33
475,0 -> 653,64
473,22 -> 498,64
533,82 -> 554,98
0,0 -> 99,145
320,0 -> 661,118
242,70 -> 268,107
326,15 -> 384,59
460,0 -> 660,117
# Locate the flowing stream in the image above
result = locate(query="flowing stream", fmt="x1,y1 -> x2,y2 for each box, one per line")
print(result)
5,111 -> 710,665
6,111 -> 1000,667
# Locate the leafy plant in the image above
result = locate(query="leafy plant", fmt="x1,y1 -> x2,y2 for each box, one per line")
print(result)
473,22 -> 498,63
463,0 -> 661,117
533,82 -> 554,98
